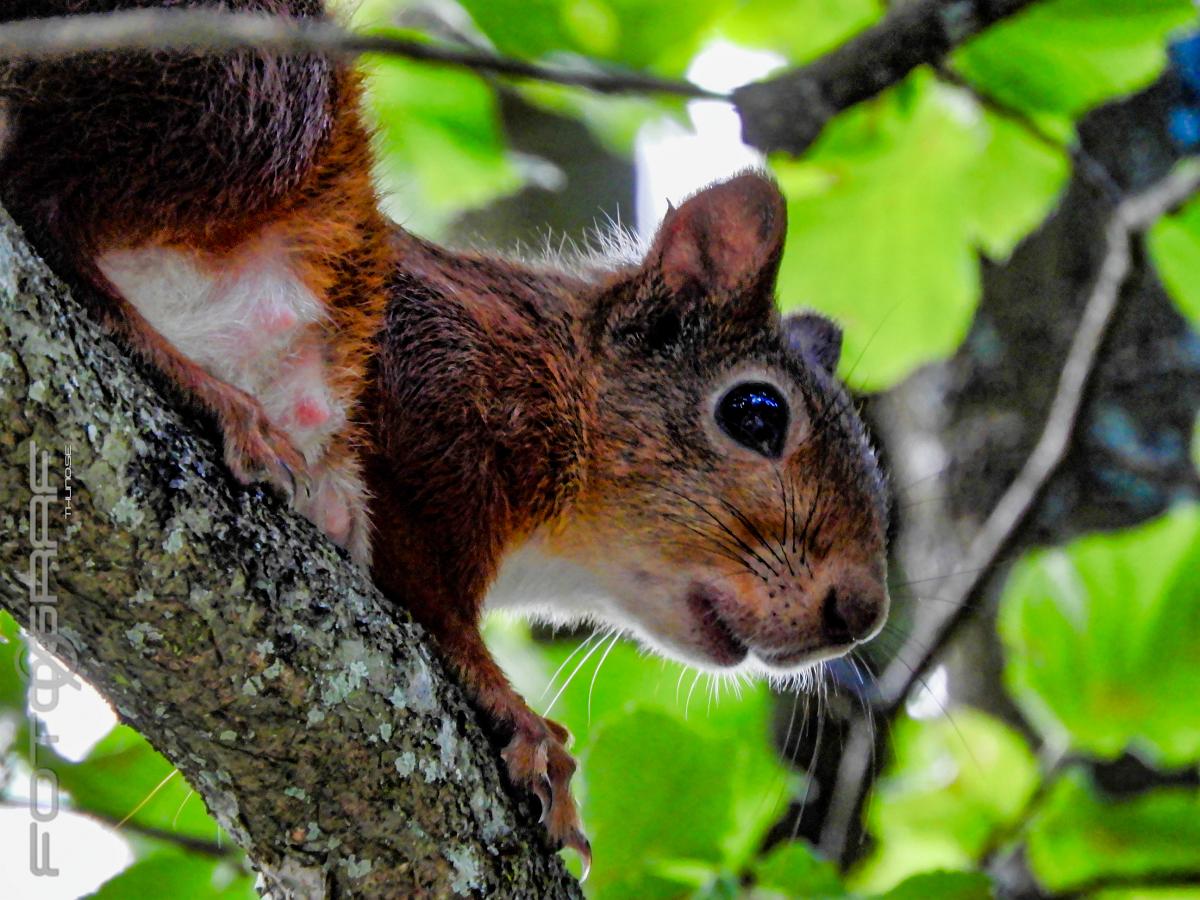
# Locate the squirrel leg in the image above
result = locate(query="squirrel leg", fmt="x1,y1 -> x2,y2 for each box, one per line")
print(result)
439,621 -> 590,873
85,269 -> 307,496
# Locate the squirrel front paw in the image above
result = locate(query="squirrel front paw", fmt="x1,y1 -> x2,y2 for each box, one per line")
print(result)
213,383 -> 308,499
502,711 -> 591,876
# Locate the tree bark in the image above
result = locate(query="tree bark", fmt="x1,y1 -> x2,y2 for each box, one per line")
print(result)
0,204 -> 582,897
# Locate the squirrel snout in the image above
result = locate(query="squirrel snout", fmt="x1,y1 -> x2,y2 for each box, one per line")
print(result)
819,570 -> 888,646
820,585 -> 888,648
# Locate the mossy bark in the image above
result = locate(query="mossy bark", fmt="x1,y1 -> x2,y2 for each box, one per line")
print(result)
0,205 -> 582,898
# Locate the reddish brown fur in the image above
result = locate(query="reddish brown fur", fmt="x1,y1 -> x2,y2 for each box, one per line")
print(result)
363,176 -> 889,857
0,0 -> 389,491
1,1 -> 890,865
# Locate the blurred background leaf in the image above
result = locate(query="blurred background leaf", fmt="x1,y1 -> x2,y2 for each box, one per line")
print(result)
1149,195 -> 1200,327
1026,768 -> 1200,892
851,709 -> 1039,892
999,504 -> 1200,766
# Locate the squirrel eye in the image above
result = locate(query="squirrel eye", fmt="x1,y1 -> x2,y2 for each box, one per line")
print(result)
715,382 -> 788,458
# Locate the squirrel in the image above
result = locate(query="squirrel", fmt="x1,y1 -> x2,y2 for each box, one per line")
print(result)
1,0 -> 890,868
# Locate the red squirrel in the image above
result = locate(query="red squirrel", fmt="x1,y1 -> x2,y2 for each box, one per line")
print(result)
1,0 -> 890,867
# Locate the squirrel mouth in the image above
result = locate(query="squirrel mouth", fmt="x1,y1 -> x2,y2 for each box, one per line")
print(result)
686,586 -> 749,666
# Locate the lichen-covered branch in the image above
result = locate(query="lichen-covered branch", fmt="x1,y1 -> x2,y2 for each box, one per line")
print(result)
0,206 -> 581,897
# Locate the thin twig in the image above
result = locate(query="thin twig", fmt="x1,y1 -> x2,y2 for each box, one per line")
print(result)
882,159 -> 1200,709
0,798 -> 238,859
0,9 -> 718,99
819,158 -> 1200,865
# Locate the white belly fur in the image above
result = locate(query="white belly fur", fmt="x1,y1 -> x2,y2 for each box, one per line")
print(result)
98,239 -> 370,563
486,537 -> 616,627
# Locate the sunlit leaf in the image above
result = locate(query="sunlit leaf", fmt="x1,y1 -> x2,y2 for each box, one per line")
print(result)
487,623 -> 794,894
851,709 -> 1039,892
90,849 -> 256,900
964,111 -> 1068,259
774,72 -> 1068,390
954,0 -> 1194,118
362,55 -> 523,235
0,610 -> 27,715
456,0 -> 732,74
584,709 -> 743,898
1026,769 -> 1200,892
718,0 -> 882,64
873,870 -> 993,900
753,840 -> 847,898
999,504 -> 1200,766
1147,195 -> 1200,328
49,725 -> 222,842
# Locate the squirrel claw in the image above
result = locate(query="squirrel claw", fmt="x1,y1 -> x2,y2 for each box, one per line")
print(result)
564,829 -> 591,881
216,388 -> 308,501
501,712 -> 587,869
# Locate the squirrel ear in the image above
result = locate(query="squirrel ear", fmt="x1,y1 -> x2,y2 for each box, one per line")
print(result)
784,312 -> 843,374
649,172 -> 786,299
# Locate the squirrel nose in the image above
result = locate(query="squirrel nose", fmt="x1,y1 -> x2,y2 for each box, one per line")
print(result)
820,578 -> 887,645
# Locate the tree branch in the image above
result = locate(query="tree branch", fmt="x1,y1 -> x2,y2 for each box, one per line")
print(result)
0,207 -> 581,896
0,0 -> 1050,156
819,157 -> 1200,865
882,159 -> 1200,710
732,0 -> 1041,155
0,9 -> 717,98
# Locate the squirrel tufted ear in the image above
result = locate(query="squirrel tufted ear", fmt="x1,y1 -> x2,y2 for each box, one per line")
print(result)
648,172 -> 787,299
784,312 -> 842,374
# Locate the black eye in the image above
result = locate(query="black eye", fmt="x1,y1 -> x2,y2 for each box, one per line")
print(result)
715,382 -> 788,458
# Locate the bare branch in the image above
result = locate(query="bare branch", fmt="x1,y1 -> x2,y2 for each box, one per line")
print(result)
0,0 -> 1053,157
0,8 -> 717,98
818,158 -> 1200,865
733,0 -> 1041,155
884,158 -> 1200,709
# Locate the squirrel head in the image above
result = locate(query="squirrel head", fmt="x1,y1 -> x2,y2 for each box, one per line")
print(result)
542,172 -> 889,678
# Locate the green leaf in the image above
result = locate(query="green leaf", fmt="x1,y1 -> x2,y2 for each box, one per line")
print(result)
999,504 -> 1200,766
362,55 -> 523,235
753,841 -> 848,898
50,725 -> 223,842
1026,769 -> 1200,892
0,610 -> 27,715
89,849 -> 255,900
954,0 -> 1194,119
1148,196 -> 1200,328
585,709 -> 741,898
964,111 -> 1068,260
852,709 -> 1039,893
486,622 -> 793,895
0,611 -> 27,764
456,0 -> 732,74
774,74 -> 1066,390
873,870 -> 993,900
718,0 -> 882,64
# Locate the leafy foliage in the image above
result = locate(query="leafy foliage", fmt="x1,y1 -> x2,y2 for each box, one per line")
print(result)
999,504 -> 1200,766
773,73 -> 1066,389
1148,195 -> 1200,327
1026,769 -> 1200,891
853,710 -> 1039,891
5,0 -> 1200,896
954,0 -> 1194,121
